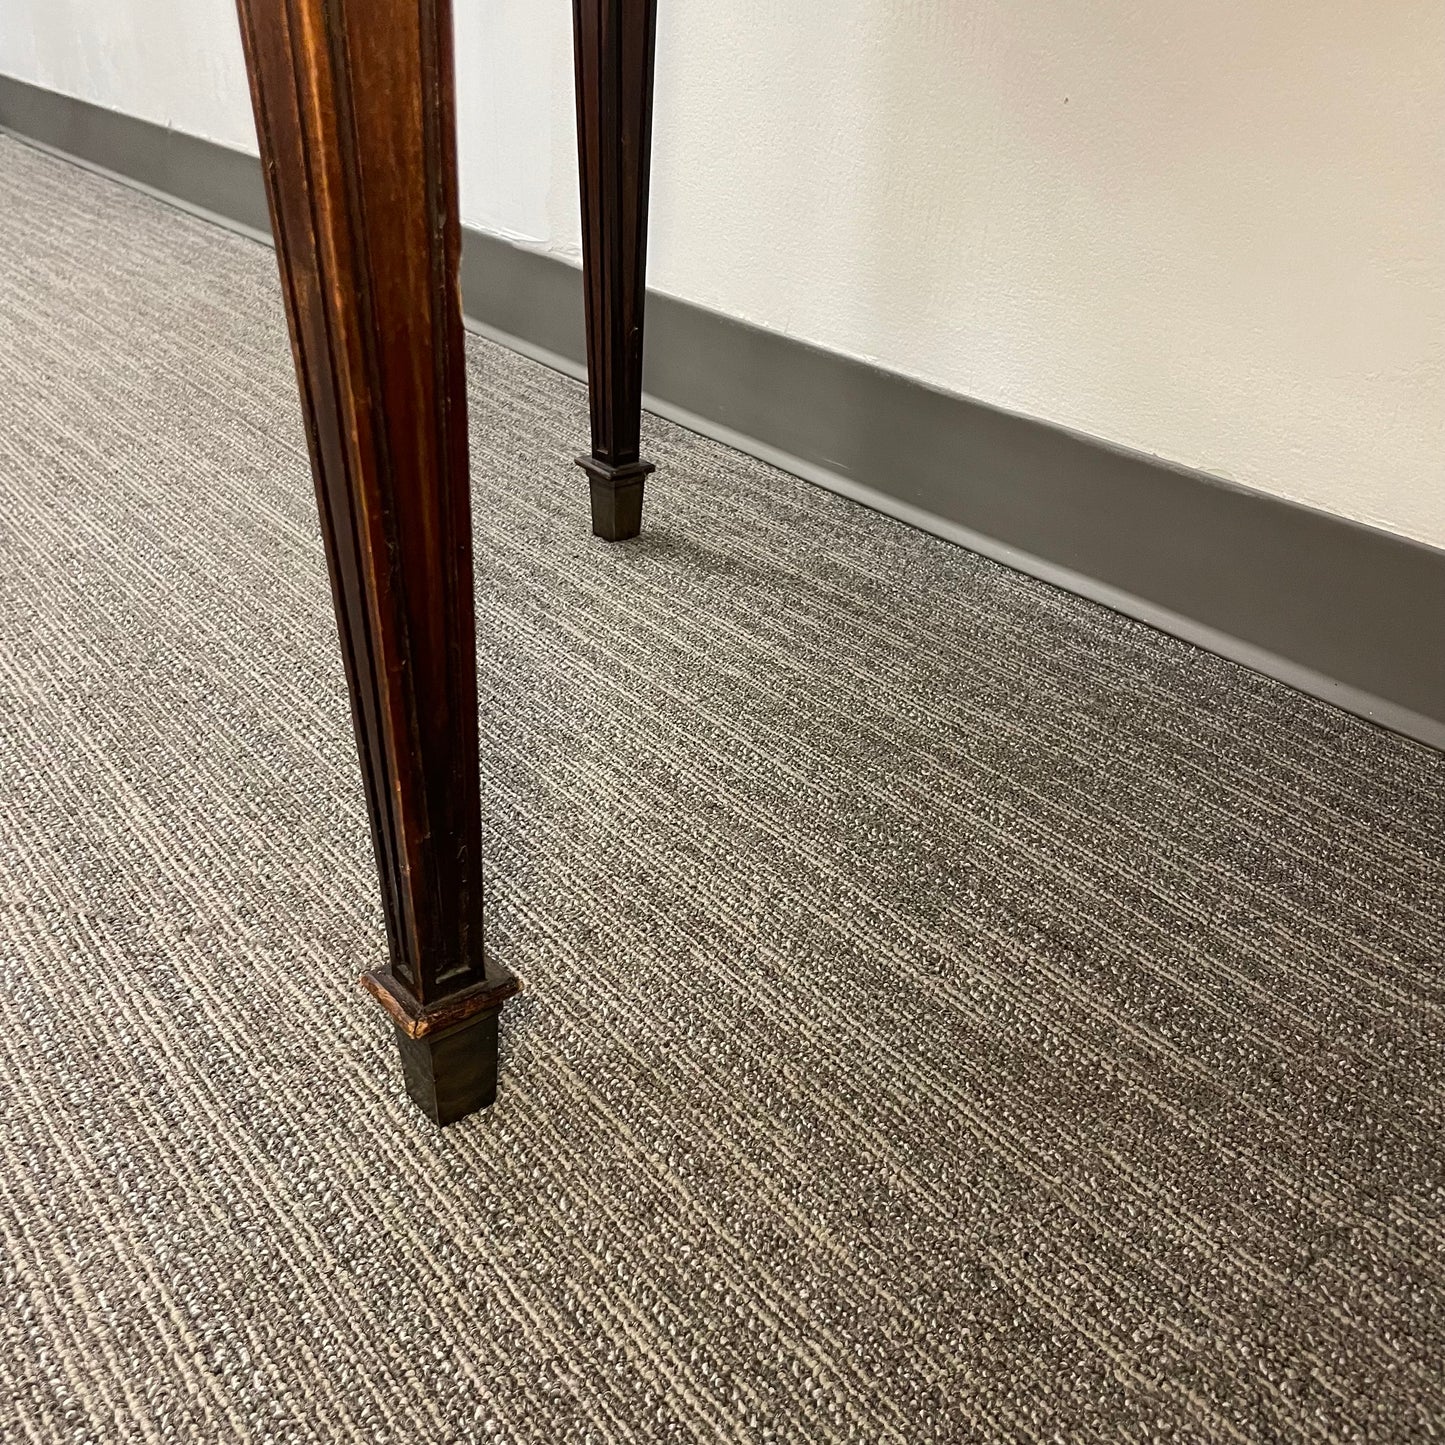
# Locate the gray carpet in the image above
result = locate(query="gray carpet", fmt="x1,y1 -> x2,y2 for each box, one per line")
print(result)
1,134 -> 1443,1445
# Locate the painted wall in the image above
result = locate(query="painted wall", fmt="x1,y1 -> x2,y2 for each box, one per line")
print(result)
4,1 -> 1442,547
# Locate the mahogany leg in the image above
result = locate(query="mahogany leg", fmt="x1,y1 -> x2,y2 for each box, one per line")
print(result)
234,0 -> 516,1123
572,0 -> 659,541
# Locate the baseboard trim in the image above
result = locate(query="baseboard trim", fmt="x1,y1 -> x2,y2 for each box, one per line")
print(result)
5,73 -> 1441,750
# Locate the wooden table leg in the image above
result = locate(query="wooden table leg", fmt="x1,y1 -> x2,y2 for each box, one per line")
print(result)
234,0 -> 516,1124
572,0 -> 659,541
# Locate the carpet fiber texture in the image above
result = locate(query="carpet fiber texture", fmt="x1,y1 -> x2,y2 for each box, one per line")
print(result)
1,136 -> 1443,1444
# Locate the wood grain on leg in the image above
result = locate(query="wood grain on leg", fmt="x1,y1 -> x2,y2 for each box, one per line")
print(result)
572,0 -> 659,541
234,0 -> 516,1123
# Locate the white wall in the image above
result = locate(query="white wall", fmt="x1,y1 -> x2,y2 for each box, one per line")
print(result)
2,0 -> 256,152
5,1 -> 1443,548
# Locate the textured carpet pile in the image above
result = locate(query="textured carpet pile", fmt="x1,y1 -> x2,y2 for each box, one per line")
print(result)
1,136 -> 1443,1443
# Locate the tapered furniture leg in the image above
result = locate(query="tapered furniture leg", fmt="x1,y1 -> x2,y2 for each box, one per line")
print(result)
234,0 -> 516,1123
572,0 -> 659,541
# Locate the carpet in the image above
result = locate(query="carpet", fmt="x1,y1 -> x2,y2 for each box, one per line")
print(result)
1,134 -> 1443,1444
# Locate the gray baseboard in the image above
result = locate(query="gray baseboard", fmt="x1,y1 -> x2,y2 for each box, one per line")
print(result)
4,72 -> 1442,750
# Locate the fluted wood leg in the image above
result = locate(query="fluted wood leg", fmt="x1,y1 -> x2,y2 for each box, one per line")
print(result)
234,0 -> 516,1123
572,0 -> 659,541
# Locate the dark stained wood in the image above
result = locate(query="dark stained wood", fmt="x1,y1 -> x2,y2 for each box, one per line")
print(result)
233,0 -> 515,1124
572,0 -> 659,541
361,968 -> 518,1043
392,1013 -> 505,1125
